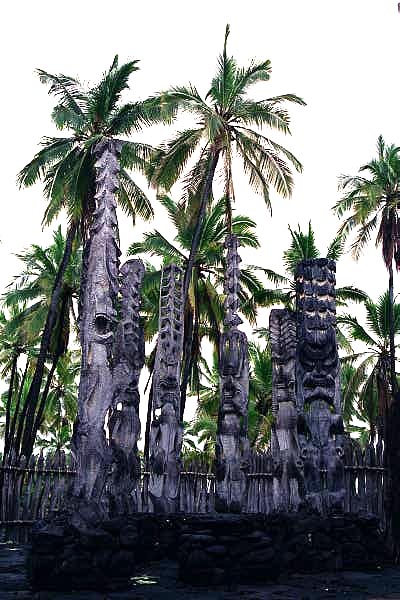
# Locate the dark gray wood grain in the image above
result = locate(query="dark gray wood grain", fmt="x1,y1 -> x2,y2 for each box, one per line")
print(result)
295,259 -> 345,513
270,309 -> 304,512
149,264 -> 184,513
215,235 -> 249,513
72,138 -> 122,508
109,259 -> 145,514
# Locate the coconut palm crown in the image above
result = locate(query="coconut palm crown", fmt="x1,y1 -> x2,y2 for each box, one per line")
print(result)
333,135 -> 400,393
149,24 -> 305,303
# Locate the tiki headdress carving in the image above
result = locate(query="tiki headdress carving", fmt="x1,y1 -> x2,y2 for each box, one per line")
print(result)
149,264 -> 184,513
72,138 -> 122,506
295,258 -> 344,512
270,309 -> 304,511
216,234 -> 249,513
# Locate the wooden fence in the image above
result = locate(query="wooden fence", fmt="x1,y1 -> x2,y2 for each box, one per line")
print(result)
0,450 -> 76,542
0,438 -> 387,543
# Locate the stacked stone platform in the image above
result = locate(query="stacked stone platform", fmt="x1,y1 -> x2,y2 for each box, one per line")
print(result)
29,511 -> 389,591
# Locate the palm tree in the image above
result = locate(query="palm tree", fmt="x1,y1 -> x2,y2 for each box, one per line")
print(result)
129,194 -> 265,412
0,352 -> 79,455
16,56 -> 167,458
1,230 -> 81,457
340,362 -> 378,447
35,352 -> 79,452
3,227 -> 81,341
333,135 -> 400,395
0,306 -> 32,461
253,221 -> 367,351
339,292 -> 400,443
333,137 -> 400,554
149,24 -> 305,306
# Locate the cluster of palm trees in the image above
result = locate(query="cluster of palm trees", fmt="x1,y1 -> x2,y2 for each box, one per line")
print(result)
1,26 -> 400,484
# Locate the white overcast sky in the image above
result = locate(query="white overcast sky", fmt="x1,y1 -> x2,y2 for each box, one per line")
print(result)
1,0 -> 400,428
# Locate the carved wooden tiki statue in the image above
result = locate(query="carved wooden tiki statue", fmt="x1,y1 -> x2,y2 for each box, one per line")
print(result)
296,258 -> 345,513
216,234 -> 249,513
149,264 -> 184,513
270,309 -> 305,511
72,139 -> 122,507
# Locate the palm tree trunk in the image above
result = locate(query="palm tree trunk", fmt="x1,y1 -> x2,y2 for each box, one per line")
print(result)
32,357 -> 58,437
2,354 -> 18,462
20,222 -> 77,459
225,195 -> 233,234
180,305 -> 194,420
182,149 -> 221,303
179,150 -> 220,419
6,358 -> 29,462
26,282 -> 71,458
388,261 -> 397,395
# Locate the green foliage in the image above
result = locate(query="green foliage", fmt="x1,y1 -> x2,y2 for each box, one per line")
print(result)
0,352 -> 79,453
150,24 -> 304,220
0,231 -> 81,455
18,55 -> 168,231
339,291 -> 400,443
253,222 -> 367,342
333,135 -> 400,268
186,342 -> 273,461
2,227 -> 81,356
129,194 -> 266,349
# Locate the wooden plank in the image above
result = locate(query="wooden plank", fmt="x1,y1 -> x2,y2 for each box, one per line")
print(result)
364,442 -> 377,514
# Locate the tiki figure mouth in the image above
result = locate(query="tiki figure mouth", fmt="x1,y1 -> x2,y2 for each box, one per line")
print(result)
94,313 -> 114,336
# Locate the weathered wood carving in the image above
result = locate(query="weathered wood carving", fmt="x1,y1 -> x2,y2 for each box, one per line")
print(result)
72,138 -> 121,508
215,234 -> 249,513
109,259 -> 145,515
270,309 -> 304,511
296,258 -> 345,513
149,264 -> 184,513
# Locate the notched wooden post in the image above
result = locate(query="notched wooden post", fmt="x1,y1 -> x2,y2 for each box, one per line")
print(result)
149,264 -> 184,513
295,258 -> 345,513
215,234 -> 249,513
270,309 -> 304,511
71,138 -> 122,511
109,259 -> 145,514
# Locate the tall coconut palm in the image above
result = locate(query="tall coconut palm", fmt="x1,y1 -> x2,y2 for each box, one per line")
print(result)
16,56 -> 167,458
2,229 -> 81,457
0,352 -> 79,455
0,306 -> 32,461
3,227 -> 81,342
333,135 -> 400,395
339,292 -> 400,440
149,25 -> 305,307
35,351 -> 79,452
129,194 -> 265,411
333,137 -> 400,555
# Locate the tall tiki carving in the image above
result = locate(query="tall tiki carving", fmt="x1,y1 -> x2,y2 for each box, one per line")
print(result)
109,259 -> 145,514
149,264 -> 184,513
296,258 -> 345,512
215,234 -> 249,513
72,138 -> 121,507
270,309 -> 304,511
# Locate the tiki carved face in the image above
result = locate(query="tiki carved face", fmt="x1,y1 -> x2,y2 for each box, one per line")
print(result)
276,361 -> 296,404
221,376 -> 247,417
220,329 -> 246,378
298,264 -> 338,407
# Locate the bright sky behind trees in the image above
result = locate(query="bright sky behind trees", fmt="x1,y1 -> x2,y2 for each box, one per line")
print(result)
1,0 -> 400,428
